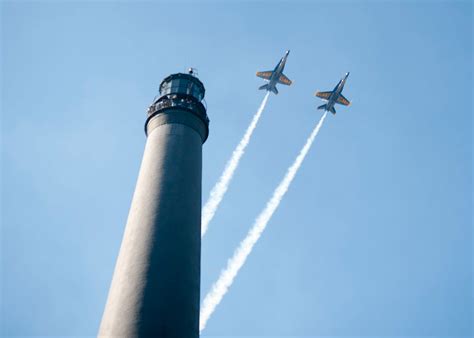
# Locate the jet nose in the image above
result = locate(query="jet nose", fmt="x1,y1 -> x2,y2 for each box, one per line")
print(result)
286,50 -> 290,55
345,72 -> 350,77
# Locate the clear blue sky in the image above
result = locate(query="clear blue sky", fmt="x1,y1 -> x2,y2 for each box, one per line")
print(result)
1,1 -> 472,337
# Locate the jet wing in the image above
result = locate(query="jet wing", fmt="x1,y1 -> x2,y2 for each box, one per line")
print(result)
256,71 -> 273,80
277,73 -> 292,86
315,91 -> 332,100
336,94 -> 351,106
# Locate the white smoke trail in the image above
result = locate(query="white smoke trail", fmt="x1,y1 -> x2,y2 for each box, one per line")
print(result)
201,92 -> 271,237
200,112 -> 328,332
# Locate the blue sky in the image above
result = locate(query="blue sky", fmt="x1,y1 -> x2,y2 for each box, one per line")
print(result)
1,1 -> 472,337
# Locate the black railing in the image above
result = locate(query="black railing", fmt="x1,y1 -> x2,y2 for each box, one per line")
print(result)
147,94 -> 209,126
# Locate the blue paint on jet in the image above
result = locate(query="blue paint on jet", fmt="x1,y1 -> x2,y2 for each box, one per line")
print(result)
256,50 -> 292,95
315,72 -> 351,115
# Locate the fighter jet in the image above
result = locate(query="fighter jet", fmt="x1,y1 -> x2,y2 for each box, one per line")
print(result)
256,50 -> 292,95
315,72 -> 351,115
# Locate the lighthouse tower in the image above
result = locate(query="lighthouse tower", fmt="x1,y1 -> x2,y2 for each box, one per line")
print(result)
98,70 -> 208,338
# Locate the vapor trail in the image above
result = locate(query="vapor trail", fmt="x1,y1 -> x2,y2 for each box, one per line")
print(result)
201,92 -> 271,237
200,112 -> 328,332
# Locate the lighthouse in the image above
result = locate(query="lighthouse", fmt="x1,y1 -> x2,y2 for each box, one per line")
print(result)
98,70 -> 208,338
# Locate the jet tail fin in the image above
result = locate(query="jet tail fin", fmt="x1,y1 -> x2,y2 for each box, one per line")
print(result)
259,84 -> 278,95
317,104 -> 336,114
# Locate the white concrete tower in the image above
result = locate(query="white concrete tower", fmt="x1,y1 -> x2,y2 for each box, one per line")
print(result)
98,71 -> 208,338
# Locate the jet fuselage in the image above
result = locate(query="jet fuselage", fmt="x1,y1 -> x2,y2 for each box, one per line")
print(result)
267,52 -> 289,89
327,73 -> 348,110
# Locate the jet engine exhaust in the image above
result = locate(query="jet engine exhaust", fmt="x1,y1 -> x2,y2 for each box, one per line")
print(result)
201,92 -> 271,237
199,111 -> 328,332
